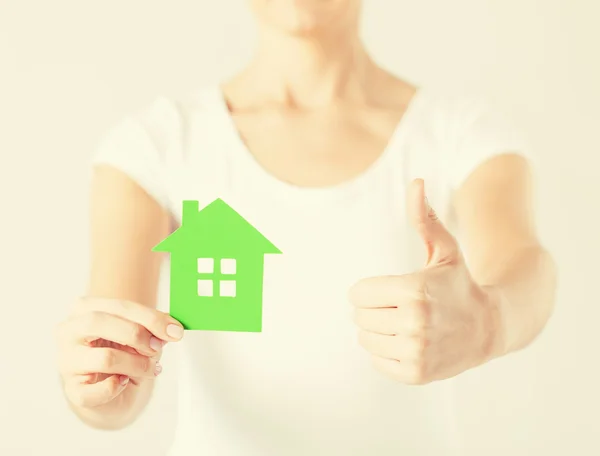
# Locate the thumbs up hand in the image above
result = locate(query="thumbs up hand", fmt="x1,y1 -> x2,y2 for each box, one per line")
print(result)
349,179 -> 499,385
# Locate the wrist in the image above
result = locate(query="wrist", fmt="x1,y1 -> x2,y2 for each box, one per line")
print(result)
480,285 -> 509,362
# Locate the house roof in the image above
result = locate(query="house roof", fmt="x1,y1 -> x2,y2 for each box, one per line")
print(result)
152,198 -> 281,255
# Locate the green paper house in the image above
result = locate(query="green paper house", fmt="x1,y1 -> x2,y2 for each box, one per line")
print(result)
152,198 -> 281,332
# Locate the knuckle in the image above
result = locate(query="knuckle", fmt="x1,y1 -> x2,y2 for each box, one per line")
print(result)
128,323 -> 147,345
412,275 -> 428,298
410,360 -> 429,385
144,310 -> 164,333
410,301 -> 431,334
390,308 -> 404,332
151,313 -> 165,330
404,367 -> 421,385
103,377 -> 122,397
119,299 -> 134,312
135,354 -> 151,373
127,353 -> 152,373
407,337 -> 428,362
79,311 -> 103,334
422,300 -> 433,324
417,336 -> 430,353
96,348 -> 117,370
410,320 -> 427,337
118,298 -> 143,318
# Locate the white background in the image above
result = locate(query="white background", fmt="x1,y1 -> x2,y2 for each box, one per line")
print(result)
1,0 -> 599,454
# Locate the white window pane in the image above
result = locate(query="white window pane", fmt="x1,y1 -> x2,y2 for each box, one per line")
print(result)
197,280 -> 213,297
219,280 -> 236,297
197,258 -> 214,273
220,258 -> 236,274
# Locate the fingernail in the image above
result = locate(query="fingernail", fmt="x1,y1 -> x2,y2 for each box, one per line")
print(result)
149,336 -> 162,352
154,362 -> 163,376
119,375 -> 129,386
166,324 -> 184,340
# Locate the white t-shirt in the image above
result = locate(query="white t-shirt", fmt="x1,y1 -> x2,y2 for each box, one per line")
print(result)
93,85 -> 530,456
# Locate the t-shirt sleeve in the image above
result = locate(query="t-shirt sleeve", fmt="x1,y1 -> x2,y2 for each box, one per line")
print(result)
445,96 -> 534,191
91,97 -> 178,211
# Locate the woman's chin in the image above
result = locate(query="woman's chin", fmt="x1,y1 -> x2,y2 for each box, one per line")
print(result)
252,0 -> 351,37
278,16 -> 325,36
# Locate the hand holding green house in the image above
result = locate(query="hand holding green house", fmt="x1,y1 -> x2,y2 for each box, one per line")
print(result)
152,198 -> 281,332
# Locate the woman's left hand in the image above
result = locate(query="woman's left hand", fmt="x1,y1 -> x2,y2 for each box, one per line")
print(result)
349,179 -> 503,385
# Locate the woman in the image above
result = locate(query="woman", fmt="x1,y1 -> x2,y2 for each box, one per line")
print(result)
56,1 -> 557,454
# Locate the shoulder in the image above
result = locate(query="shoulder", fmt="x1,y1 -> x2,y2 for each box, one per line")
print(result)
129,86 -> 219,143
412,87 -> 506,134
95,86 -> 220,159
402,86 -> 533,228
415,86 -> 531,180
91,86 -> 220,209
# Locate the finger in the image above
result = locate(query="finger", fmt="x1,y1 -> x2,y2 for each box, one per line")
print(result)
358,330 -> 425,361
371,355 -> 429,385
63,312 -> 163,357
407,178 -> 459,266
353,308 -> 399,335
353,303 -> 429,336
66,374 -> 130,408
73,297 -> 184,342
349,273 -> 428,309
64,346 -> 159,379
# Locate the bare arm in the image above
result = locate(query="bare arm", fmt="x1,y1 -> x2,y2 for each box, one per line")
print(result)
453,153 -> 558,358
66,165 -> 171,429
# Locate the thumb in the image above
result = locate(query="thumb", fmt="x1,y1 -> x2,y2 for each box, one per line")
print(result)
407,178 -> 460,267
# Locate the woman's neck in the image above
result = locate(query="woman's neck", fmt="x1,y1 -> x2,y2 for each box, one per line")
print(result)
228,24 -> 383,109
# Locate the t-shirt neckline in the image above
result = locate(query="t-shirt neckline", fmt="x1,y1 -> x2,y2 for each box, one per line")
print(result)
210,85 -> 425,205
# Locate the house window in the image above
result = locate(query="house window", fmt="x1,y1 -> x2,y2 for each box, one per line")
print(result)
219,280 -> 236,297
220,258 -> 236,274
197,258 -> 214,273
197,279 -> 213,297
197,258 -> 237,298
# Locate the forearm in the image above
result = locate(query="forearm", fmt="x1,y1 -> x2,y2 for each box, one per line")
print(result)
71,166 -> 166,430
63,378 -> 155,431
479,245 -> 558,359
